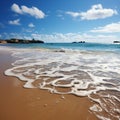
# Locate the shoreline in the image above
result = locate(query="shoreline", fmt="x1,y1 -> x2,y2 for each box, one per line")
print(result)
0,50 -> 97,120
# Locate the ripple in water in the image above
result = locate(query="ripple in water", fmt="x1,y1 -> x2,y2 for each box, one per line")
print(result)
5,49 -> 120,120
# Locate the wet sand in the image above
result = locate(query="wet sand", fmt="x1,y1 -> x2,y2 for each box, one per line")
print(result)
0,51 -> 97,120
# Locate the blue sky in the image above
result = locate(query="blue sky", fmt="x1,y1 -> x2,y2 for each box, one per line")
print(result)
0,0 -> 120,43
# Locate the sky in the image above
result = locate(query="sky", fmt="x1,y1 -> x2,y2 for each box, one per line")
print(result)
0,0 -> 120,43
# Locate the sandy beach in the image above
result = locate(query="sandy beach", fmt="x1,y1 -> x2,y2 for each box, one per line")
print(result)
0,50 -> 97,120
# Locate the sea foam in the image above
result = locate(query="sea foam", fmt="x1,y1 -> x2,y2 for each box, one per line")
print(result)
4,48 -> 120,120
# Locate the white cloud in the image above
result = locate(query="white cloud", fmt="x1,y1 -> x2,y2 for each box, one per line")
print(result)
3,32 -> 31,40
1,32 -> 119,43
28,23 -> 35,28
31,33 -> 119,43
11,3 -> 22,14
66,4 -> 117,20
11,3 -> 45,19
66,11 -> 81,18
8,19 -> 21,25
90,22 -> 120,33
81,34 -> 118,43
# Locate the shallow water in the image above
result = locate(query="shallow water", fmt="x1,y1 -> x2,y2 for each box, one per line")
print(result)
3,47 -> 120,120
1,42 -> 120,120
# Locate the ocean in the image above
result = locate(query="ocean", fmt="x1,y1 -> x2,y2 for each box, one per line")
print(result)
1,42 -> 120,120
1,42 -> 120,52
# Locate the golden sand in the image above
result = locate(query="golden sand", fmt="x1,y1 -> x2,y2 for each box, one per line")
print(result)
0,51 -> 97,120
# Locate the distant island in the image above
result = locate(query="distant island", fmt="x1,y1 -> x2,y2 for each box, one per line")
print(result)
113,41 -> 120,43
72,41 -> 85,43
0,38 -> 44,44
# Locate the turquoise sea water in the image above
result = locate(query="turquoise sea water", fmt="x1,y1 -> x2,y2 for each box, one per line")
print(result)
0,42 -> 120,52
1,42 -> 120,120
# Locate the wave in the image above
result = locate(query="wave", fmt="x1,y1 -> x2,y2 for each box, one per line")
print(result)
4,47 -> 120,120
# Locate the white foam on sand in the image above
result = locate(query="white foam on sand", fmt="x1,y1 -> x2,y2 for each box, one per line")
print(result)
4,49 -> 120,120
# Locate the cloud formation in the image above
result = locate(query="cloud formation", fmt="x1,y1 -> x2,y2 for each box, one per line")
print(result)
90,22 -> 120,33
8,19 -> 21,25
31,33 -> 118,43
28,23 -> 35,28
11,3 -> 45,19
1,32 -> 119,43
66,4 -> 117,20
